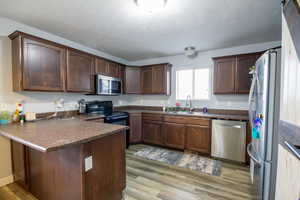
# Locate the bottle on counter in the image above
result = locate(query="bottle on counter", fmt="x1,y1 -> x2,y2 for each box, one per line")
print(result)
19,112 -> 25,124
12,109 -> 20,122
13,102 -> 24,123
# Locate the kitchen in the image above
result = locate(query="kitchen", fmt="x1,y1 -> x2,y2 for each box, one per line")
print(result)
0,0 -> 299,200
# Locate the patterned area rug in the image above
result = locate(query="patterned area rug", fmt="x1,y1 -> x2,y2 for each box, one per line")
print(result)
134,146 -> 222,176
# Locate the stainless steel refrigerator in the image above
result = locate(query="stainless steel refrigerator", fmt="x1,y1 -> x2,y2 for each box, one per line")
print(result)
247,48 -> 281,200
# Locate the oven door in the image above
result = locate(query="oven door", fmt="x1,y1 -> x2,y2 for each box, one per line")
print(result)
96,75 -> 122,95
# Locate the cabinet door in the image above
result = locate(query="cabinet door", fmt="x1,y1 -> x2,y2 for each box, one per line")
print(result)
125,67 -> 141,94
236,53 -> 261,94
22,38 -> 65,91
152,65 -> 166,94
107,62 -> 120,78
275,145 -> 300,200
162,123 -> 186,150
143,121 -> 162,145
141,67 -> 153,94
186,125 -> 211,154
213,57 -> 236,94
129,113 -> 142,143
66,50 -> 95,93
95,58 -> 109,75
11,141 -> 29,189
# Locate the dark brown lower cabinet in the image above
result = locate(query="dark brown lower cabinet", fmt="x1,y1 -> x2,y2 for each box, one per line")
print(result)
129,113 -> 142,143
11,141 -> 29,189
185,125 -> 211,154
162,123 -> 186,150
11,132 -> 126,200
143,120 -> 163,145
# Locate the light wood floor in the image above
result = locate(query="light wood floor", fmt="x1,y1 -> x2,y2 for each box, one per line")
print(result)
0,144 -> 256,200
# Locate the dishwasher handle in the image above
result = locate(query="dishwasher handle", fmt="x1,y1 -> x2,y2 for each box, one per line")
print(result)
220,124 -> 242,129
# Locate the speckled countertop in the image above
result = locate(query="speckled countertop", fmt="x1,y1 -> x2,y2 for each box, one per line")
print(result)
279,120 -> 300,160
75,114 -> 105,121
0,118 -> 127,153
117,109 -> 249,121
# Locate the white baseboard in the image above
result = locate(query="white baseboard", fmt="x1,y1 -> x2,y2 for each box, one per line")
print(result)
0,175 -> 14,187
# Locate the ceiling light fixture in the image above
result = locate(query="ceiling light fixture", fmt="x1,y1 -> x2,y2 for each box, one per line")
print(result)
134,0 -> 167,13
184,46 -> 197,58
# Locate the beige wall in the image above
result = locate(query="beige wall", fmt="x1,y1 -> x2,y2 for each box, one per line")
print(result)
0,136 -> 12,179
0,37 -> 12,181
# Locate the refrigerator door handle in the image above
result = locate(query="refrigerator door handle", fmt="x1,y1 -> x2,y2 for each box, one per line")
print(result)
247,143 -> 261,165
248,77 -> 256,129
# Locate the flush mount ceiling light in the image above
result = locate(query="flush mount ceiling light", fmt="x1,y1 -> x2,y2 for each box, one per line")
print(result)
134,0 -> 167,13
184,46 -> 197,58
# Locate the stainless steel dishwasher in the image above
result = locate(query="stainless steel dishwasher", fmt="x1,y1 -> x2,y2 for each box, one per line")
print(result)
211,119 -> 246,162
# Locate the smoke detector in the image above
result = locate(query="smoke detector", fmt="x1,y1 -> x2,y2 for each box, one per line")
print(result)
184,46 -> 197,58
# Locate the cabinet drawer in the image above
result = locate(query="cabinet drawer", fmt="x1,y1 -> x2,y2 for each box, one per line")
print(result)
163,115 -> 187,124
186,117 -> 210,126
164,115 -> 210,126
142,113 -> 163,121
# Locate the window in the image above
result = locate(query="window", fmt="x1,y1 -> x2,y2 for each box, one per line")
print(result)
176,68 -> 210,100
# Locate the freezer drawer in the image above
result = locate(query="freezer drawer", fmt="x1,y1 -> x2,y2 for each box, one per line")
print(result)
211,120 -> 246,162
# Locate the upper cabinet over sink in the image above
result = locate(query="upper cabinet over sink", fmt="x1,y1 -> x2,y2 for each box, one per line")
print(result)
213,52 -> 262,94
124,63 -> 172,95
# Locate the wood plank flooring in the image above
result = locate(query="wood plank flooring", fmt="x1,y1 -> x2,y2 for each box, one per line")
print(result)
0,144 -> 256,200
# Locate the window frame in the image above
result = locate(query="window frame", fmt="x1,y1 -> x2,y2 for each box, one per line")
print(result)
175,66 -> 211,101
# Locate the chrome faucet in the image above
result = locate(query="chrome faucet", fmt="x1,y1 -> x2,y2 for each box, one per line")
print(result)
185,95 -> 193,112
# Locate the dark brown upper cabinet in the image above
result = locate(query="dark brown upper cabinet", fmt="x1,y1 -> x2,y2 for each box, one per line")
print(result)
9,31 -> 125,94
9,33 -> 66,92
213,57 -> 236,94
236,53 -> 261,94
107,62 -> 120,78
124,67 -> 142,94
141,67 -> 153,94
95,57 -> 121,78
152,65 -> 171,94
124,63 -> 171,95
66,49 -> 95,93
95,57 -> 108,75
213,52 -> 262,94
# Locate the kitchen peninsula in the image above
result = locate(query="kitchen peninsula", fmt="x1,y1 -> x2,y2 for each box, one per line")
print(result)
0,118 -> 128,200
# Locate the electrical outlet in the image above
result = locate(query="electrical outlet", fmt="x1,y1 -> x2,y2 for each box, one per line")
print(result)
85,156 -> 93,172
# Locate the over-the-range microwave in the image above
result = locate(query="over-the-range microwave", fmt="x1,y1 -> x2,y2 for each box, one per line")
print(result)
95,74 -> 122,95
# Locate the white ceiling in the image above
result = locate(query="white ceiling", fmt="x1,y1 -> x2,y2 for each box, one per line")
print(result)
0,0 -> 281,61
